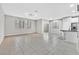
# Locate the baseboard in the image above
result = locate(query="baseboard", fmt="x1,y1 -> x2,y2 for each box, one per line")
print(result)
4,32 -> 41,38
0,36 -> 4,45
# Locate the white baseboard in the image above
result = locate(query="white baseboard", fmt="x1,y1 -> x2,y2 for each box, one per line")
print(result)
0,36 -> 4,45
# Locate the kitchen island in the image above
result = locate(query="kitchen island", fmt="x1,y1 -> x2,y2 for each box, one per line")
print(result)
61,30 -> 79,43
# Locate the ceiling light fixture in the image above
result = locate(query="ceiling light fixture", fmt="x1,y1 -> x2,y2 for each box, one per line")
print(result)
70,4 -> 75,8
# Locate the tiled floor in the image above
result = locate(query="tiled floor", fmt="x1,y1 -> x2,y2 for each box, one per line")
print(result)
0,33 -> 79,55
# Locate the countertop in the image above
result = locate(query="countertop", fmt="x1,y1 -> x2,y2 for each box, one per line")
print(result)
60,30 -> 78,32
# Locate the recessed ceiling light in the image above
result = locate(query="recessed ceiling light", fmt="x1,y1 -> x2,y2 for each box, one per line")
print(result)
70,4 -> 75,8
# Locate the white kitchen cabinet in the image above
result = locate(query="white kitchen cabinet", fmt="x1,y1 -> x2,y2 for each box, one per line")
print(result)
64,31 -> 78,43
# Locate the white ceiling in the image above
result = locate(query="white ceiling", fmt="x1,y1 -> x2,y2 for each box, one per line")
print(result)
1,3 -> 77,20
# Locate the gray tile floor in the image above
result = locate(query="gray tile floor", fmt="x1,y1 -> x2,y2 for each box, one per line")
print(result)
0,33 -> 79,55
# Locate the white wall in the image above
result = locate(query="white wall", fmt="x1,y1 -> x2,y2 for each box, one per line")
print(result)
0,4 -> 5,44
5,15 -> 50,36
36,19 -> 43,33
36,19 -> 49,34
5,15 -> 36,36
42,20 -> 49,33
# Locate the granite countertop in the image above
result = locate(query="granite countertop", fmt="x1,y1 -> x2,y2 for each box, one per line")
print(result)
60,30 -> 78,32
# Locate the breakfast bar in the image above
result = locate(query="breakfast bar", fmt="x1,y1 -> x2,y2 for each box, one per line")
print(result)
61,30 -> 79,43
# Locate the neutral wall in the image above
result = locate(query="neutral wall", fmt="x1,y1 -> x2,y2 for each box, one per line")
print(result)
0,4 -> 5,44
36,19 -> 43,33
36,19 -> 49,34
5,15 -> 36,36
42,20 -> 49,33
